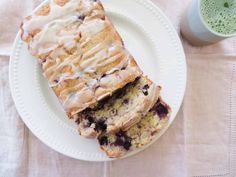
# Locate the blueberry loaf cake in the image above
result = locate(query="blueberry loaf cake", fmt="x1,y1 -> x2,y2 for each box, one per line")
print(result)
20,0 -> 172,158
98,98 -> 171,158
75,76 -> 161,138
20,0 -> 142,118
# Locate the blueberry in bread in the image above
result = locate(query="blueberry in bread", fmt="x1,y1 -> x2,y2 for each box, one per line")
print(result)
98,98 -> 171,158
20,0 -> 142,118
75,76 -> 161,138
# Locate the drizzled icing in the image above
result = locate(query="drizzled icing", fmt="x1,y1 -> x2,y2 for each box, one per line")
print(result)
21,0 -> 142,117
30,16 -> 81,56
22,0 -> 92,39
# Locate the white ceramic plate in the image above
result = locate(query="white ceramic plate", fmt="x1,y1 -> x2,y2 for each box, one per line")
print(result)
9,0 -> 186,161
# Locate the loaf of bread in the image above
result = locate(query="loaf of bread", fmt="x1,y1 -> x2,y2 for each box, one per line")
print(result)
20,0 -> 142,118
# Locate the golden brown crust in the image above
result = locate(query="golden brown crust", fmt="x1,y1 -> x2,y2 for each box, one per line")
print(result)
35,3 -> 51,16
54,0 -> 70,6
100,146 -> 125,158
20,23 -> 41,43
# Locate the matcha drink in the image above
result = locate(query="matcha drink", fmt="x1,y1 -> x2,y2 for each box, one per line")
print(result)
201,0 -> 236,35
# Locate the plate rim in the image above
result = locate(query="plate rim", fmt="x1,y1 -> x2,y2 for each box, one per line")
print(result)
9,0 -> 187,161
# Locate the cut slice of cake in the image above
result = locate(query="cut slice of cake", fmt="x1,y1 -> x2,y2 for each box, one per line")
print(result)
75,76 -> 161,138
98,97 -> 171,158
20,0 -> 142,118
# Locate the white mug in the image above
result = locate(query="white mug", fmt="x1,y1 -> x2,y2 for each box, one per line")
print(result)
181,0 -> 236,46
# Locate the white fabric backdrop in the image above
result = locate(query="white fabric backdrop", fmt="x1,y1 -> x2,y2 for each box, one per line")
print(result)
0,0 -> 236,177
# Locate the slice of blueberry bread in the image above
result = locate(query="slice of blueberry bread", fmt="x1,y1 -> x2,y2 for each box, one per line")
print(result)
75,76 -> 161,138
98,97 -> 171,158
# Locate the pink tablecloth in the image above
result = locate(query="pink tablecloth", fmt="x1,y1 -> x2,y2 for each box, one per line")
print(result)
0,0 -> 236,177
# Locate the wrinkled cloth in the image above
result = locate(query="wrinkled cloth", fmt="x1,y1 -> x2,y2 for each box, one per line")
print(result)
0,0 -> 236,177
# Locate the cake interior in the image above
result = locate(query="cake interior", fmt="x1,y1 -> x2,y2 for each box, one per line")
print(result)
75,77 -> 153,135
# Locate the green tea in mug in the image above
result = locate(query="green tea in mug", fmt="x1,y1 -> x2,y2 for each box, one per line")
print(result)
201,0 -> 236,35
